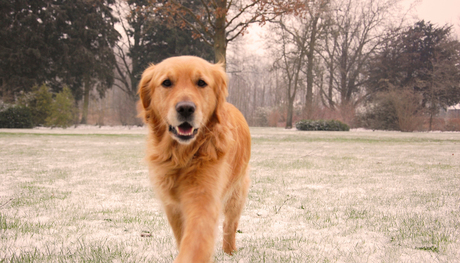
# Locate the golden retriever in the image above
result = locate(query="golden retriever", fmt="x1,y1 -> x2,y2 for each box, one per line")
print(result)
138,56 -> 251,263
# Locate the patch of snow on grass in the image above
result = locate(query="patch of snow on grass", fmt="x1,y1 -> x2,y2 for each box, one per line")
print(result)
1,127 -> 459,262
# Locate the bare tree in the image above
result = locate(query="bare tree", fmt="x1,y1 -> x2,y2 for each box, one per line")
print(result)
272,18 -> 308,129
227,39 -> 268,124
319,0 -> 405,111
111,1 -> 144,125
301,0 -> 329,118
265,0 -> 329,128
151,0 -> 308,65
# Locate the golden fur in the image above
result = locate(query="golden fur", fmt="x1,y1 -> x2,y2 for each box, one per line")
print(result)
138,56 -> 251,263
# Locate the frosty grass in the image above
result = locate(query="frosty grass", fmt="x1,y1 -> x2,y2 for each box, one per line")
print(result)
1,126 -> 459,262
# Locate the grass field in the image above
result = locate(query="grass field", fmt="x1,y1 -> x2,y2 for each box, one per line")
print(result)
1,127 -> 459,262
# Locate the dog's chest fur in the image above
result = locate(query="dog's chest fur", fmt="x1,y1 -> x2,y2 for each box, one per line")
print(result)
147,127 -> 231,206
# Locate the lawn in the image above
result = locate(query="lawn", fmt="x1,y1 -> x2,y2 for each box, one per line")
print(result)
1,127 -> 459,262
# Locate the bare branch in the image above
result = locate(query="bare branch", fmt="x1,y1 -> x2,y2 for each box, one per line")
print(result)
225,1 -> 259,29
169,0 -> 215,41
274,196 -> 292,214
0,198 -> 13,208
199,0 -> 216,30
226,17 -> 259,42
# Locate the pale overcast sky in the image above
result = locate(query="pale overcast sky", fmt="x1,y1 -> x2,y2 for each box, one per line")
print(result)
413,0 -> 460,36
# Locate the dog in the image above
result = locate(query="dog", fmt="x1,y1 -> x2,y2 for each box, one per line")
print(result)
138,56 -> 251,262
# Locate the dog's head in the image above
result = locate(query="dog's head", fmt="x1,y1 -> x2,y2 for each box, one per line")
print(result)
138,56 -> 228,145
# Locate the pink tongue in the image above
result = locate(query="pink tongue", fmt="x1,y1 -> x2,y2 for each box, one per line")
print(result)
178,126 -> 193,135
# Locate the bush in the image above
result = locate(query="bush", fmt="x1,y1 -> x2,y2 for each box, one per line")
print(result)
295,119 -> 350,131
16,85 -> 76,128
45,87 -> 76,128
253,107 -> 271,127
0,106 -> 34,128
357,98 -> 399,130
31,85 -> 53,126
17,84 -> 53,126
359,88 -> 423,131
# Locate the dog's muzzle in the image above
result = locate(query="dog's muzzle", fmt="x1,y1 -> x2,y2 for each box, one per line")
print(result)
169,101 -> 199,143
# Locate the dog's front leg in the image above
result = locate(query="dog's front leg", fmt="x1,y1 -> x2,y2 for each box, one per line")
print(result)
165,204 -> 184,250
173,185 -> 221,263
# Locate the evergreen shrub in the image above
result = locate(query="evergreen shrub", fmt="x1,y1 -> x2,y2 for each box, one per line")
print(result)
295,119 -> 350,131
45,87 -> 76,128
17,84 -> 53,126
16,85 -> 76,128
0,106 -> 34,128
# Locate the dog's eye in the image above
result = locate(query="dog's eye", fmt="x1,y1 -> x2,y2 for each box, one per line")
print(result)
162,79 -> 172,88
197,79 -> 207,88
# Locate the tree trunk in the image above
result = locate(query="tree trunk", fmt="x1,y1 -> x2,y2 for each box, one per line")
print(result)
286,97 -> 294,129
252,86 -> 257,122
214,0 -> 227,67
80,76 -> 91,124
429,112 -> 433,131
340,34 -> 349,105
261,85 -> 265,107
131,23 -> 141,96
214,29 -> 227,66
428,101 -> 436,131
328,62 -> 335,109
305,16 -> 319,119
285,76 -> 295,129
73,100 -> 79,127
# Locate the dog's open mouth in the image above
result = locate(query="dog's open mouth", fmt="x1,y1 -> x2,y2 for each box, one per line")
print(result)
169,122 -> 198,142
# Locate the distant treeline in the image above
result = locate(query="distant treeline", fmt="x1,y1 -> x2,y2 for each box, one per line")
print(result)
1,0 -> 459,131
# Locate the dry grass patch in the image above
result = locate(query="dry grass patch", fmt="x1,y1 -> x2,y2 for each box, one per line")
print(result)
1,127 -> 459,262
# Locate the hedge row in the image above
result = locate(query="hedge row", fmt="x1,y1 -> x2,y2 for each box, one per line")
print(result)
0,107 -> 34,128
296,119 -> 350,131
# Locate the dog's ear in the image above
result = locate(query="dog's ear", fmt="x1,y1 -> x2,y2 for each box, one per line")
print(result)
138,64 -> 156,110
212,62 -> 228,123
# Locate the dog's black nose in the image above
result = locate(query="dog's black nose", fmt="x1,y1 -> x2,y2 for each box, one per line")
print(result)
176,101 -> 196,118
